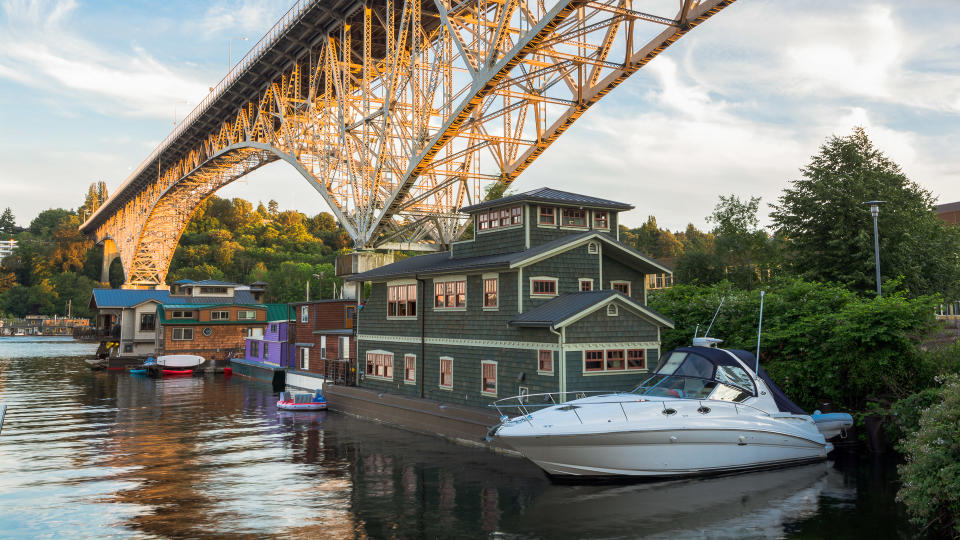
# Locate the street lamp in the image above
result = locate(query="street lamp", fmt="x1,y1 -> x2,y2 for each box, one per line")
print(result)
864,200 -> 886,297
228,37 -> 248,72
305,273 -> 323,302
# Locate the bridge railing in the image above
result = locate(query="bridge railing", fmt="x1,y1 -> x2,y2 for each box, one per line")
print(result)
86,0 -> 320,229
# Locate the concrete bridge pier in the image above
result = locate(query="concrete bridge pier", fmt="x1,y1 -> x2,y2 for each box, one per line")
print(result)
101,239 -> 120,284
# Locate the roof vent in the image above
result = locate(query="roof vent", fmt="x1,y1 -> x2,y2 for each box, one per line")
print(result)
606,304 -> 618,316
588,242 -> 599,254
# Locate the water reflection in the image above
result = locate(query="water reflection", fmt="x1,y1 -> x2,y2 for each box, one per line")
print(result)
0,341 -> 918,539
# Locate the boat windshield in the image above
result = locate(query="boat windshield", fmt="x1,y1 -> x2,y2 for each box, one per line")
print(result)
630,374 -> 753,403
630,349 -> 757,402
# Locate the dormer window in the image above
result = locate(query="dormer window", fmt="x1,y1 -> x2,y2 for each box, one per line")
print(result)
593,211 -> 609,230
538,206 -> 555,225
561,208 -> 587,228
477,205 -> 522,232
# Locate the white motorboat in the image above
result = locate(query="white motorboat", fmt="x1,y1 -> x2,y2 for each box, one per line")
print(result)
491,338 -> 852,478
156,354 -> 206,369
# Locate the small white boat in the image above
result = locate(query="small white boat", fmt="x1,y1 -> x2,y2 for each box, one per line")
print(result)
277,391 -> 327,411
491,338 -> 852,478
156,354 -> 206,369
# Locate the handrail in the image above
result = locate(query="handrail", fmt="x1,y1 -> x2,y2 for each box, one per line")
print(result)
82,0 -> 321,231
489,391 -> 775,426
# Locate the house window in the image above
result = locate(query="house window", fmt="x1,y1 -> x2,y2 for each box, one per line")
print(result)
300,348 -> 309,370
579,279 -> 593,292
611,281 -> 631,296
171,311 -> 194,319
584,350 -> 604,371
584,349 -> 648,373
434,280 -> 466,309
606,349 -> 625,370
211,311 -> 229,320
538,350 -> 554,374
479,206 -> 522,231
237,310 -> 257,320
607,304 -> 619,316
531,278 -> 558,296
200,287 -> 228,294
339,336 -> 350,359
561,208 -> 587,228
439,356 -> 453,388
627,349 -> 646,370
648,273 -> 674,290
250,341 -> 259,357
481,361 -> 497,396
365,351 -> 394,380
404,354 -> 416,384
388,284 -> 418,318
270,323 -> 277,333
483,277 -> 498,308
538,206 -> 555,225
320,336 -> 327,359
139,313 -> 156,331
301,305 -> 309,323
172,328 -> 194,341
593,211 -> 609,230
263,342 -> 269,358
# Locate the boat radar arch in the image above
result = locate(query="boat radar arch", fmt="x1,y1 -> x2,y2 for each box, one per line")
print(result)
692,337 -> 723,348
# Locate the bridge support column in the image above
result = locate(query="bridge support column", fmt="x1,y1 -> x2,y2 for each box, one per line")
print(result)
101,240 -> 120,284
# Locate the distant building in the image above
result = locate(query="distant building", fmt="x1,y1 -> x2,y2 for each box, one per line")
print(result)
287,299 -> 357,389
936,201 -> 960,226
89,289 -> 172,357
156,303 -> 284,364
0,238 -> 16,259
243,309 -> 294,367
348,187 -> 674,408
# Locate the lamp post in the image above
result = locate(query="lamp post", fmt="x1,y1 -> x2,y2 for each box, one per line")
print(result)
228,37 -> 248,72
313,273 -> 324,300
864,200 -> 886,297
173,100 -> 190,127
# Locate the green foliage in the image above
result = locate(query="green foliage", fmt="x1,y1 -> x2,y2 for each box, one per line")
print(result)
648,278 -> 938,411
897,374 -> 960,537
771,127 -> 960,298
0,207 -> 16,234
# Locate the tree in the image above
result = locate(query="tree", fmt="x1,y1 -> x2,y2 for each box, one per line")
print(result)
268,199 -> 279,216
0,207 -> 15,234
771,127 -> 960,297
78,181 -> 109,222
28,208 -> 73,238
707,195 -> 777,289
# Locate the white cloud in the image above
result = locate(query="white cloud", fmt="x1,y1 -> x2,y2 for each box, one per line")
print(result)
0,0 -> 211,118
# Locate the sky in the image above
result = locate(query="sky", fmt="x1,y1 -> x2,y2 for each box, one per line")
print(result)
1,0 -> 960,232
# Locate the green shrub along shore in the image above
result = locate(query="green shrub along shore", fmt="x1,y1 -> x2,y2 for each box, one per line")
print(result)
2,126 -> 959,534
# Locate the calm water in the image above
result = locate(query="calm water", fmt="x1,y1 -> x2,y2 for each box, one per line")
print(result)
0,337 -> 918,539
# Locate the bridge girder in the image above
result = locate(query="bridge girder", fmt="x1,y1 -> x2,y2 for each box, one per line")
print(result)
83,0 -> 735,288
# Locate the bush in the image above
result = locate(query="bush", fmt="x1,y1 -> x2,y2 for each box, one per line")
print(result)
897,375 -> 960,537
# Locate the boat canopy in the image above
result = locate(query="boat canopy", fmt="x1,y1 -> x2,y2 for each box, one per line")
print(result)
727,349 -> 806,415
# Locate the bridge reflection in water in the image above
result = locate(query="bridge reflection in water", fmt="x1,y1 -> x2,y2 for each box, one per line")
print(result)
0,350 -> 914,539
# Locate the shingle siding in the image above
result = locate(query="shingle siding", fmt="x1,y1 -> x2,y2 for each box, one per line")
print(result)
451,226 -> 526,258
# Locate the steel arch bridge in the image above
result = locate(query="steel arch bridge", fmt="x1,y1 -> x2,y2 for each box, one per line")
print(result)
80,0 -> 735,288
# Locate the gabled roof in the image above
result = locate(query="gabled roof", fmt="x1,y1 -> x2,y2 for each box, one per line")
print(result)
460,187 -> 633,214
187,280 -> 239,287
348,231 -> 671,282
172,279 -> 196,284
90,289 -> 172,309
509,290 -> 674,329
164,290 -> 258,304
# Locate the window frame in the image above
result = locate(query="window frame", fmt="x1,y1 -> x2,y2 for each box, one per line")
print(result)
262,342 -> 269,358
172,327 -> 194,341
538,206 -> 555,226
301,305 -> 309,323
299,347 -> 309,370
439,356 -> 454,389
583,348 -> 649,374
481,360 -> 498,397
365,350 -> 394,381
482,274 -> 498,310
387,282 -> 418,319
627,349 -> 646,370
530,277 -> 558,297
593,210 -> 609,230
578,278 -> 594,292
610,280 -> 631,296
170,310 -> 194,319
139,313 -> 156,332
477,205 -> 523,233
211,310 -> 230,321
584,350 -> 604,372
404,354 -> 416,384
561,207 -> 588,229
537,349 -> 554,375
250,340 -> 259,357
237,310 -> 257,320
320,336 -> 327,359
434,278 -> 467,310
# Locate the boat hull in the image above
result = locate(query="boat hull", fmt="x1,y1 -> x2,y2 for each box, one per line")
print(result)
498,427 -> 828,477
277,401 -> 327,411
156,354 -> 205,368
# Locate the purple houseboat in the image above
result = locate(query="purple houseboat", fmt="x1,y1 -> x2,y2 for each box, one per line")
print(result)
244,313 -> 293,367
